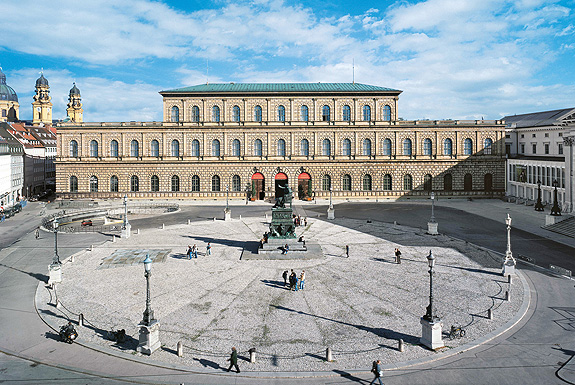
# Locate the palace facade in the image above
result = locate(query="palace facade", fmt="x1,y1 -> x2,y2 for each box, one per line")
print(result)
55,83 -> 506,200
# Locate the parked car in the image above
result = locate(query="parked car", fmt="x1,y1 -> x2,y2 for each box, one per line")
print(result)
81,220 -> 93,227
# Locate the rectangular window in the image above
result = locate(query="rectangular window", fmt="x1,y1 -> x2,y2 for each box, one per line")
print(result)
520,144 -> 525,153
544,143 -> 549,154
562,168 -> 565,188
544,133 -> 549,137
521,134 -> 524,138
558,143 -> 563,155
532,133 -> 536,138
559,133 -> 563,137
505,134 -> 510,138
532,144 -> 536,154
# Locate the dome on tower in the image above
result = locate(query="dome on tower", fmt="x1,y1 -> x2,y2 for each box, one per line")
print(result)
36,73 -> 49,87
69,83 -> 81,96
0,68 -> 19,102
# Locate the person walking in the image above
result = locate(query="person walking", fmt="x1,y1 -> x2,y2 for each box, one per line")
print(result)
35,227 -> 40,240
395,248 -> 401,264
289,270 -> 296,291
187,245 -> 193,260
345,245 -> 349,258
192,244 -> 198,258
206,242 -> 211,256
282,270 -> 289,287
226,347 -> 240,373
370,359 -> 384,385
299,270 -> 305,290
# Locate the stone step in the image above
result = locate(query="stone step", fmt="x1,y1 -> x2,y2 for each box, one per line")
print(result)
542,216 -> 575,238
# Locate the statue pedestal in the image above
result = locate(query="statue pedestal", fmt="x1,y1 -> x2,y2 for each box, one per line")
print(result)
502,258 -> 516,276
48,263 -> 62,286
224,208 -> 231,221
420,318 -> 444,350
327,207 -> 335,220
427,221 -> 438,235
137,320 -> 161,355
121,223 -> 131,239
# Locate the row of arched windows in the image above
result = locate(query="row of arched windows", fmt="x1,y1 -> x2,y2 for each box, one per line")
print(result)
71,137 -> 494,158
170,104 -> 394,123
70,173 -> 493,193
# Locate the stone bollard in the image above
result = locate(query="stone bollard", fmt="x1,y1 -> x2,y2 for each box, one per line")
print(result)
136,229 -> 139,234
188,219 -> 191,225
488,308 -> 493,320
508,275 -> 512,284
177,341 -> 183,357
505,291 -> 510,301
265,214 -> 268,220
249,348 -> 256,363
393,221 -> 397,225
398,339 -> 404,352
56,299 -> 62,309
79,313 -> 84,326
90,244 -> 94,251
162,223 -> 165,229
326,347 -> 333,362
239,214 -> 242,220
213,217 -> 216,221
70,254 -> 75,263
112,235 -> 116,243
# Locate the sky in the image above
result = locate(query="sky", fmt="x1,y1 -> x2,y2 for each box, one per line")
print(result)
1,0 -> 574,122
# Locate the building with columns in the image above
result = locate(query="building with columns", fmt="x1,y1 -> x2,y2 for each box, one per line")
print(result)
55,83 -> 506,200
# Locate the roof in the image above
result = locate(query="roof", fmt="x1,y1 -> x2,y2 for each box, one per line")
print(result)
0,68 -> 18,102
503,108 -> 575,128
161,82 -> 402,94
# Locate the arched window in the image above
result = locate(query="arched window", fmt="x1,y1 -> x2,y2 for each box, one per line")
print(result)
424,174 -> 432,191
322,138 -> 331,156
232,175 -> 241,191
342,138 -> 351,156
464,173 -> 473,191
110,140 -> 118,157
171,139 -> 180,157
423,138 -> 432,156
110,175 -> 119,192
211,175 -> 220,191
130,175 -> 139,192
130,140 -> 139,157
464,138 -> 473,155
151,139 -> 160,157
90,140 -> 98,157
191,139 -> 200,157
363,174 -> 372,190
171,106 -> 179,122
69,140 -> 78,157
232,139 -> 241,157
444,174 -> 453,191
69,176 -> 78,192
277,139 -> 286,156
342,105 -> 351,121
362,105 -> 371,121
484,138 -> 493,155
301,139 -> 309,156
383,105 -> 391,121
403,138 -> 412,156
212,106 -> 220,122
322,105 -> 330,121
301,105 -> 309,122
151,175 -> 160,192
278,105 -> 285,122
254,139 -> 263,156
484,173 -> 493,191
322,174 -> 331,190
212,139 -> 220,157
254,105 -> 262,122
444,138 -> 453,155
383,138 -> 392,156
383,174 -> 392,190
171,175 -> 180,192
342,174 -> 352,191
232,106 -> 240,122
191,106 -> 200,122
191,175 -> 200,192
363,138 -> 372,156
89,175 -> 98,192
403,174 -> 413,190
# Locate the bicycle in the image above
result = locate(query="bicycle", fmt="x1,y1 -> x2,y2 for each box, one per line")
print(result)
449,325 -> 466,339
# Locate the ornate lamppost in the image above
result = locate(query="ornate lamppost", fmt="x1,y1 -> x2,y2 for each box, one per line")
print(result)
550,179 -> 561,216
534,179 -> 544,211
121,194 -> 131,238
224,185 -> 231,221
327,187 -> 335,220
48,218 -> 62,286
420,250 -> 443,350
427,192 -> 438,235
502,214 -> 516,276
137,254 -> 161,355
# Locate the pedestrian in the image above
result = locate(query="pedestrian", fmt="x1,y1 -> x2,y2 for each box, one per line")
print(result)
192,244 -> 198,258
226,347 -> 240,373
289,269 -> 296,290
370,360 -> 383,385
395,248 -> 401,264
304,217 -> 307,227
299,270 -> 305,290
282,243 -> 289,254
346,245 -> 349,258
282,270 -> 288,287
35,227 -> 40,239
294,273 -> 299,291
206,242 -> 211,256
187,245 -> 193,260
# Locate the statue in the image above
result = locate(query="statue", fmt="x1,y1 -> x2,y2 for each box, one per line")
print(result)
273,185 -> 293,209
268,184 -> 296,239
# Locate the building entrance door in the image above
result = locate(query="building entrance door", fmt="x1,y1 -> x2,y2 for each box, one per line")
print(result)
275,172 -> 288,199
251,172 -> 265,200
298,172 -> 311,199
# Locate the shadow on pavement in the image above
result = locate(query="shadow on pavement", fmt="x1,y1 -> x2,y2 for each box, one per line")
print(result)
0,262 -> 48,283
332,369 -> 370,384
193,357 -> 222,370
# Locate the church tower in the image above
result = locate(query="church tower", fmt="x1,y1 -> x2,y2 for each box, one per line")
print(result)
66,83 -> 83,123
0,67 -> 19,122
32,72 -> 52,125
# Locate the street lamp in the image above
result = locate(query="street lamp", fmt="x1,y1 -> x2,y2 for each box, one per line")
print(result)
48,217 -> 62,286
52,218 -> 60,265
226,185 -> 229,211
534,179 -> 544,211
141,254 -> 154,326
329,187 -> 333,210
420,250 -> 443,350
550,179 -> 561,216
122,194 -> 129,230
502,214 -> 516,276
423,250 -> 438,322
427,192 -> 438,235
137,254 -> 161,355
430,192 -> 436,223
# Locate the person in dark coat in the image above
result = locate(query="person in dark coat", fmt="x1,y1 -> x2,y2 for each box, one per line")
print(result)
395,248 -> 402,264
370,359 -> 383,384
226,347 -> 240,373
282,270 -> 289,287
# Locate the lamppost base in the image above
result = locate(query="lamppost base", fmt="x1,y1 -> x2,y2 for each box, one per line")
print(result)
224,208 -> 231,221
48,263 -> 62,286
502,258 -> 516,277
137,320 -> 161,355
121,223 -> 131,239
420,317 -> 444,350
545,214 -> 562,225
327,207 -> 335,220
426,221 -> 439,235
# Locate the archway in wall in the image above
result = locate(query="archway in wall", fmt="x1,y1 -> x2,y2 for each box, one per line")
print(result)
298,172 -> 312,199
275,172 -> 289,199
251,172 -> 265,200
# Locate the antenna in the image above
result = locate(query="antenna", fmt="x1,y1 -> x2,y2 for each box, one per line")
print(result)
352,59 -> 355,84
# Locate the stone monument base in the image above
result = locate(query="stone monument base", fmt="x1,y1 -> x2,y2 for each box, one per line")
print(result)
48,263 -> 62,286
420,318 -> 444,350
121,223 -> 131,239
224,208 -> 231,221
260,238 -> 307,253
427,221 -> 438,235
137,320 -> 161,355
502,259 -> 516,276
327,208 -> 335,220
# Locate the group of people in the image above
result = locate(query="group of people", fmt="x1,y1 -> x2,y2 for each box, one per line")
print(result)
292,215 -> 307,227
282,269 -> 305,291
186,243 -> 212,259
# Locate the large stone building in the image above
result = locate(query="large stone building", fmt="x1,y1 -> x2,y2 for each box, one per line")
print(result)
55,83 -> 506,200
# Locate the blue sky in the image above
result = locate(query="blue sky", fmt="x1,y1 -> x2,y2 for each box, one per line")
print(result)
1,0 -> 574,122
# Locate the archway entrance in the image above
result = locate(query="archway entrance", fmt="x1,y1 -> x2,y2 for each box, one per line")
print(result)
298,172 -> 312,199
251,172 -> 265,200
275,172 -> 289,199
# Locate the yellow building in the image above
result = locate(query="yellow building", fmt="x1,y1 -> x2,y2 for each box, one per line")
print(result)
55,83 -> 505,200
